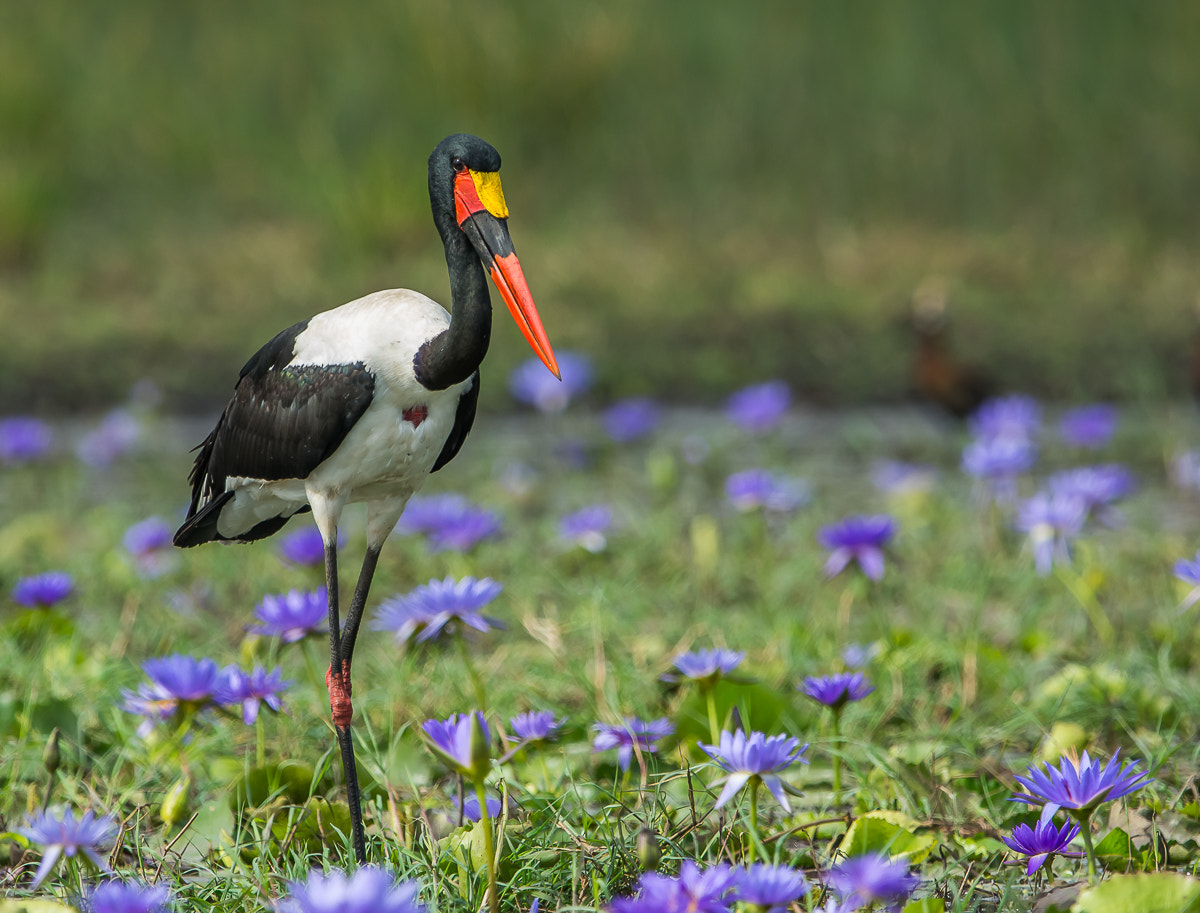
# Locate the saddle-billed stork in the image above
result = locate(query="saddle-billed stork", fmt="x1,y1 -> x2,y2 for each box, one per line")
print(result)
173,134 -> 559,863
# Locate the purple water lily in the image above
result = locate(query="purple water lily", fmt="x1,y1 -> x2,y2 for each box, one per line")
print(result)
725,381 -> 791,433
735,863 -> 810,912
725,469 -> 810,513
422,712 -> 491,779
0,416 -> 52,463
1011,749 -> 1152,817
603,397 -> 662,443
11,571 -> 74,609
800,672 -> 874,710
218,665 -> 291,725
248,587 -> 328,643
278,868 -> 425,913
1175,550 -> 1200,611
508,710 -> 563,745
123,517 -> 177,578
1014,491 -> 1087,576
592,717 -> 674,772
372,576 -> 503,645
968,394 -> 1041,442
841,642 -> 881,669
428,507 -> 502,552
509,350 -> 593,413
961,435 -> 1038,505
817,515 -> 897,581
18,808 -> 118,888
1001,808 -> 1083,875
83,879 -> 173,913
278,525 -> 343,566
699,729 -> 808,811
1172,449 -> 1200,493
662,648 -> 745,684
76,409 -> 141,467
1047,464 -> 1134,524
121,654 -> 226,736
559,504 -> 614,552
453,791 -> 503,823
393,494 -> 503,551
608,860 -> 741,913
394,494 -> 471,534
1058,404 -> 1117,449
825,853 -> 920,912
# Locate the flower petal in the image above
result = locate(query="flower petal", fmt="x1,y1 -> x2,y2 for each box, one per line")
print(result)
30,844 -> 63,889
713,772 -> 752,808
823,548 -> 853,578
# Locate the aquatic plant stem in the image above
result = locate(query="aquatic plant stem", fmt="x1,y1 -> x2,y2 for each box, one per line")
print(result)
831,708 -> 843,794
704,685 -> 720,745
745,779 -> 768,864
1056,566 -> 1114,648
1074,811 -> 1099,885
475,777 -> 499,913
256,716 -> 266,768
456,635 -> 489,711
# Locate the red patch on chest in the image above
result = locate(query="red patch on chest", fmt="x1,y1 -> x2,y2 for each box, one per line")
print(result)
402,405 -> 428,427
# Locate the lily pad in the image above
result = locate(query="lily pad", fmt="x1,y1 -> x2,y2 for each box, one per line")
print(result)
842,809 -> 938,863
1072,872 -> 1200,913
0,902 -> 78,913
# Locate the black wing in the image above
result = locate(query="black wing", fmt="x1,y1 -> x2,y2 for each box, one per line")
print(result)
181,319 -> 377,517
431,370 -> 479,473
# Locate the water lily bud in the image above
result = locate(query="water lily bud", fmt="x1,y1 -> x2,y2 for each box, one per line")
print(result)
636,826 -> 661,872
160,775 -> 193,827
690,515 -> 719,575
1039,721 -> 1090,763
646,448 -> 678,494
42,727 -> 61,776
469,712 -> 492,783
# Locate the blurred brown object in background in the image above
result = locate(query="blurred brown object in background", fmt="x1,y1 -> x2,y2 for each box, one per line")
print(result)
911,277 -> 992,418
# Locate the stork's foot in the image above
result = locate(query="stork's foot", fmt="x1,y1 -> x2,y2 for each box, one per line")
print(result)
326,663 -> 354,729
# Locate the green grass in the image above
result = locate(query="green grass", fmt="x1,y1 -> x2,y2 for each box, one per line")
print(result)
1,2 -> 1199,411
3,402 -> 1200,909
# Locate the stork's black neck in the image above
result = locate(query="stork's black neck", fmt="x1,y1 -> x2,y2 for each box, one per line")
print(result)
413,214 -> 492,391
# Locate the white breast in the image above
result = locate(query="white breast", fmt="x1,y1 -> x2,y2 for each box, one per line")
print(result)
214,288 -> 471,538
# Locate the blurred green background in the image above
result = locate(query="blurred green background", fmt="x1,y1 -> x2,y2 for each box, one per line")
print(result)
1,1 -> 1198,413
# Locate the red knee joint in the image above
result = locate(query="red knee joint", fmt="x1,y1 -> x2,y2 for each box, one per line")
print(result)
326,664 -> 354,729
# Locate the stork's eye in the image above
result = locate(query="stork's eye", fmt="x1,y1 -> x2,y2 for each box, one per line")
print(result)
452,157 -> 467,173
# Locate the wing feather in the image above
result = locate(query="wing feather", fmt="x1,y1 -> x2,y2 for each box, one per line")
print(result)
183,321 -> 376,515
431,370 -> 479,473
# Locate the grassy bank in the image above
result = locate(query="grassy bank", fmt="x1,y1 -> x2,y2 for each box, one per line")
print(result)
0,2 -> 1198,411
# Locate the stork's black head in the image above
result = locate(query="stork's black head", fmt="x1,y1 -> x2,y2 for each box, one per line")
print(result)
428,134 -> 502,221
426,134 -> 559,379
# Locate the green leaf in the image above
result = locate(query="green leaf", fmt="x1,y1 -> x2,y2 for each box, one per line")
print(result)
842,810 -> 938,863
286,797 -> 353,857
0,694 -> 17,739
26,697 -> 80,742
0,901 -> 78,913
672,680 -> 793,747
1093,826 -> 1133,872
177,797 -> 236,864
229,761 -> 318,812
955,834 -> 1007,859
901,900 -> 943,913
1072,872 -> 1200,913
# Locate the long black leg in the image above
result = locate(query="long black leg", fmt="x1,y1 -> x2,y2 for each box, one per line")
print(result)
340,544 -> 382,669
324,539 -> 367,865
